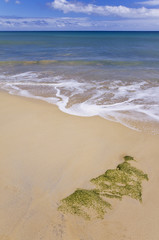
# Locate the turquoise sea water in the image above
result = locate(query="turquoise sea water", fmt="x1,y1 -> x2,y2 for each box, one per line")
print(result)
0,31 -> 159,132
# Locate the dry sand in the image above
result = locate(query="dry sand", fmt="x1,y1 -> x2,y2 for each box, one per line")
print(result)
0,91 -> 159,240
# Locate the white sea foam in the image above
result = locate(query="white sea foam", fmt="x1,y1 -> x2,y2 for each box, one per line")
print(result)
0,71 -> 159,133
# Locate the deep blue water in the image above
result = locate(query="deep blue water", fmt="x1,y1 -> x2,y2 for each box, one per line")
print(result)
0,31 -> 159,66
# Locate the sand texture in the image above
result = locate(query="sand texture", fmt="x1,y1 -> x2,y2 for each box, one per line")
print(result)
0,92 -> 159,240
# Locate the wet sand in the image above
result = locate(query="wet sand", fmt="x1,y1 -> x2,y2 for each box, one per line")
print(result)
0,91 -> 159,240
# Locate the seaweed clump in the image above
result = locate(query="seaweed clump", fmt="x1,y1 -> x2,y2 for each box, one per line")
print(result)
58,189 -> 111,220
58,156 -> 148,220
124,155 -> 134,161
91,158 -> 148,202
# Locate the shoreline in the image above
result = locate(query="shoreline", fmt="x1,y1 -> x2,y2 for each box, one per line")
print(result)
0,91 -> 159,240
1,88 -> 159,134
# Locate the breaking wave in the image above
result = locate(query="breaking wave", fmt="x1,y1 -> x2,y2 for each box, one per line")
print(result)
0,70 -> 159,134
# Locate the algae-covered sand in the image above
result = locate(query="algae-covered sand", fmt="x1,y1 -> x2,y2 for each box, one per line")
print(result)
58,156 -> 148,220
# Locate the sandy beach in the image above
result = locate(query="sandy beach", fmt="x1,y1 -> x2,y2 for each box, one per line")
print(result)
0,91 -> 159,240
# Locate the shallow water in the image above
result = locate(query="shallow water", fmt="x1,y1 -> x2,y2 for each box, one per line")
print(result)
0,31 -> 159,133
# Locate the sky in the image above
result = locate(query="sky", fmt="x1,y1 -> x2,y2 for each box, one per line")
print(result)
0,0 -> 159,30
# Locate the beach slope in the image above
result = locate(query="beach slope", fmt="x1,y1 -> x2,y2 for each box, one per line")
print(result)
0,92 -> 159,240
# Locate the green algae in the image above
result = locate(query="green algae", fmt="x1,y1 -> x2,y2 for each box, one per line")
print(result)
58,156 -> 148,220
58,189 -> 111,220
91,161 -> 148,202
124,155 -> 134,161
117,161 -> 149,181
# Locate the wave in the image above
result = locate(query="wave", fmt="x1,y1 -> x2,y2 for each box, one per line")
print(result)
0,71 -> 159,133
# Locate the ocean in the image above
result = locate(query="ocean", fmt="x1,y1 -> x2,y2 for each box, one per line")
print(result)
0,31 -> 159,132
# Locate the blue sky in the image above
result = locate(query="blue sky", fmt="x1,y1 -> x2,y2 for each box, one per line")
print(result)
0,0 -> 159,30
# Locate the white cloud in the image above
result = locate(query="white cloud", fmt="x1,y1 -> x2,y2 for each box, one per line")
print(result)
0,16 -> 159,31
49,0 -> 159,18
0,17 -> 91,30
4,0 -> 10,2
138,0 -> 159,5
15,0 -> 21,4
